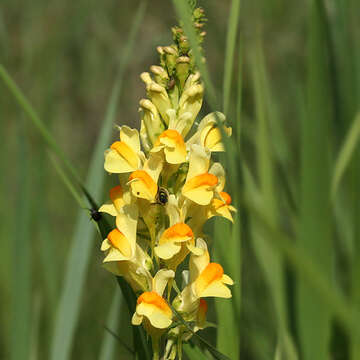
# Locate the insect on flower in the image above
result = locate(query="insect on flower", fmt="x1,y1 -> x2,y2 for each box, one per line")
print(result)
89,208 -> 102,222
155,187 -> 169,205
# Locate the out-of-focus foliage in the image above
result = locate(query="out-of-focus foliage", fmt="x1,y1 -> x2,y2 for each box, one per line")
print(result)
1,0 -> 360,359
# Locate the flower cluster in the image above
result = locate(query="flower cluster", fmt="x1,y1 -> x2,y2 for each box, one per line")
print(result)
99,7 -> 235,358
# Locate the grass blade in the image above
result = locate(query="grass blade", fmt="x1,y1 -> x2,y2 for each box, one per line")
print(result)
297,1 -> 333,358
50,3 -> 147,359
222,0 -> 241,115
331,112 -> 360,199
98,288 -> 125,360
0,64 -> 83,186
11,120 -> 32,360
249,33 -> 290,344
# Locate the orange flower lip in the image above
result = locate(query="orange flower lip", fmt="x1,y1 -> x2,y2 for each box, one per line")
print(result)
184,173 -> 218,189
157,129 -> 182,143
199,298 -> 208,314
160,223 -> 193,244
220,191 -> 232,205
137,291 -> 172,316
129,170 -> 157,195
109,185 -> 124,209
198,263 -> 224,287
107,228 -> 132,258
110,141 -> 138,168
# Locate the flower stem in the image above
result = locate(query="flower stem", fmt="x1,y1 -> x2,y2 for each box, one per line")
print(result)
152,336 -> 160,360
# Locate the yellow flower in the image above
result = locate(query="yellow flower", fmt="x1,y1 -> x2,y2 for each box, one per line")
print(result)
173,239 -> 233,315
100,203 -> 153,292
127,153 -> 163,202
182,144 -> 218,205
104,126 -> 143,174
151,129 -> 187,164
187,112 -> 232,152
132,269 -> 174,334
154,223 -> 201,271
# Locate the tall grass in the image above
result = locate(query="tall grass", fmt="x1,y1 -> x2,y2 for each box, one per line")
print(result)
1,0 -> 360,359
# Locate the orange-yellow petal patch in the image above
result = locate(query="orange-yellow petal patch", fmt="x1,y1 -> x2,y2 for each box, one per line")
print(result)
128,170 -> 158,200
195,262 -> 224,295
109,185 -> 124,211
154,129 -> 186,164
110,141 -> 139,169
107,229 -> 132,258
137,291 -> 172,318
182,173 -> 218,205
197,299 -> 208,326
220,191 -> 232,205
159,223 -> 193,245
183,173 -> 218,191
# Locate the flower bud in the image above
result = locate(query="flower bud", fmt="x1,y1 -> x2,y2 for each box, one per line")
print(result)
178,83 -> 204,137
176,56 -> 190,89
150,65 -> 169,87
163,46 -> 178,75
147,82 -> 172,125
139,99 -> 165,145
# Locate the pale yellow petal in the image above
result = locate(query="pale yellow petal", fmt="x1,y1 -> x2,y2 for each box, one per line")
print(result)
152,269 -> 175,296
198,280 -> 232,298
103,247 -> 129,262
101,239 -> 111,251
119,125 -> 140,153
154,242 -> 181,260
131,312 -> 143,326
104,148 -> 138,174
136,303 -> 172,329
189,239 -> 210,283
209,162 -> 225,192
186,144 -> 210,180
182,185 -> 215,206
99,202 -> 117,216
115,204 -> 138,255
222,274 -> 234,285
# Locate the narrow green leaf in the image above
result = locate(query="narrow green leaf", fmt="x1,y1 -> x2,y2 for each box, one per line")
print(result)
170,305 -> 231,360
99,288 -> 126,360
244,197 -> 359,339
0,64 -> 83,186
11,120 -> 32,360
331,112 -> 360,199
297,1 -> 333,359
223,0 -> 241,115
249,33 -> 289,341
214,220 -> 240,359
184,343 -> 209,360
50,3 -> 147,359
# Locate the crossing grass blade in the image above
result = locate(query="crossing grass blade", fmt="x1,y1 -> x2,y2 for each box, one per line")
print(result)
222,0 -> 241,115
249,33 -> 290,345
11,120 -> 32,360
50,3 -> 147,359
98,288 -> 125,360
331,112 -> 360,199
183,343 -> 209,360
0,64 -> 83,186
297,1 -> 333,359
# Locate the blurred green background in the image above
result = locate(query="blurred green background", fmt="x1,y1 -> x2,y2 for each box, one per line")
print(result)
1,0 -> 360,359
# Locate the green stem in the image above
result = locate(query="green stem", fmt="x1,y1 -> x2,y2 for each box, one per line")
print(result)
152,336 -> 160,360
